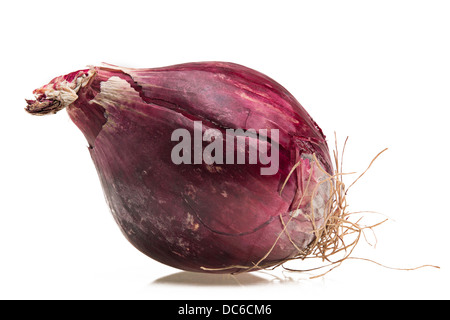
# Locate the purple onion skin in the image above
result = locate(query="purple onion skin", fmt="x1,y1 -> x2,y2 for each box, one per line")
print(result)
27,62 -> 333,273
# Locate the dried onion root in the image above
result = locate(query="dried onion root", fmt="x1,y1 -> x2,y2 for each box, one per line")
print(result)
202,134 -> 439,277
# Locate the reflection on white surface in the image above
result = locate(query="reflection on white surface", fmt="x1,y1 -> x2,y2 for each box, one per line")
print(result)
152,271 -> 268,286
151,270 -> 312,287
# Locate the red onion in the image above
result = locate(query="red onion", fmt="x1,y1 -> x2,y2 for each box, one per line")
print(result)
26,62 -> 333,273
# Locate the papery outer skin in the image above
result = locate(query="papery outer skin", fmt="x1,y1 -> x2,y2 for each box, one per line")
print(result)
28,62 -> 333,273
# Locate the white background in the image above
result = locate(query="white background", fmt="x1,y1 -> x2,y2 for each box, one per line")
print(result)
1,0 -> 449,300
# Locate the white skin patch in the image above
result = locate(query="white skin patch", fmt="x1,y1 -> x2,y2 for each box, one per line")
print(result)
186,213 -> 200,231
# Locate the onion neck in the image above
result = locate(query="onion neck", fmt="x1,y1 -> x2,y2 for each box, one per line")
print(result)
26,68 -> 96,116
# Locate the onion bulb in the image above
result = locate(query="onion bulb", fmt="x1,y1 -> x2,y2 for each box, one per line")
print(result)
26,62 -> 334,273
